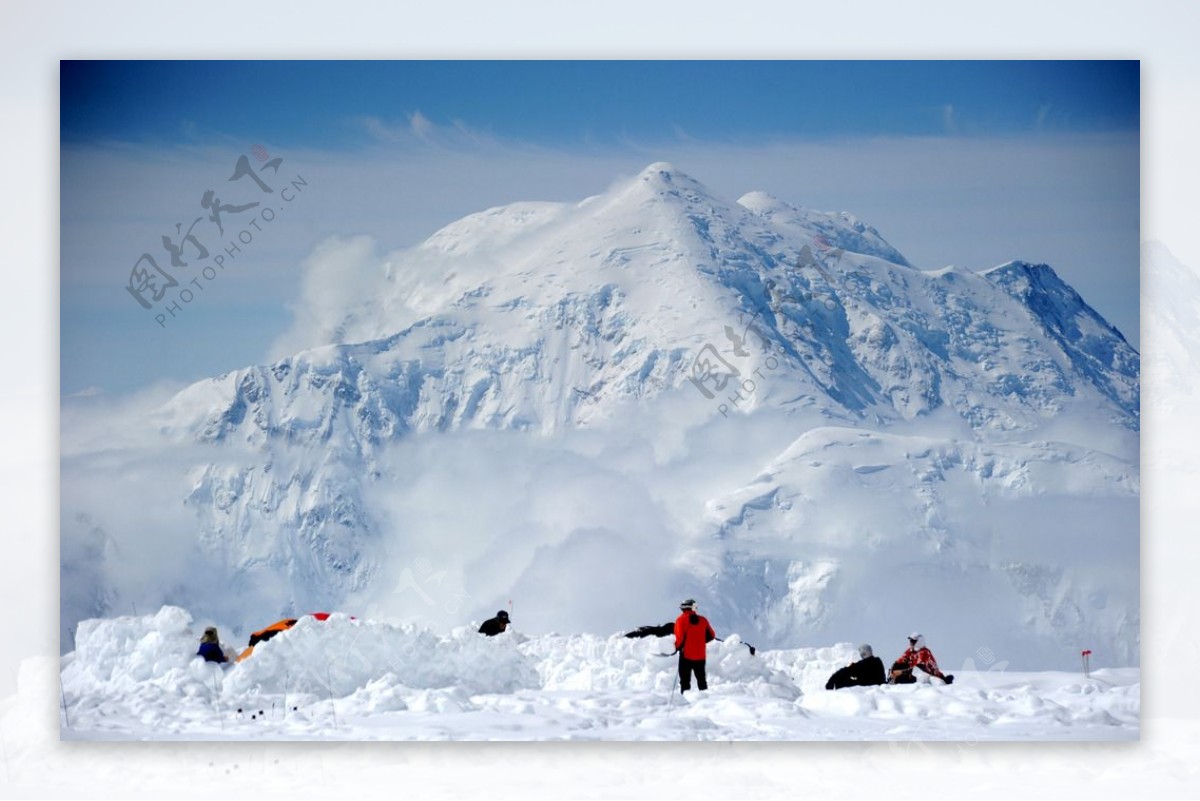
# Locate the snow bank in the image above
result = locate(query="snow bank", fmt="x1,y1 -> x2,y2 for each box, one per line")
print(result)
762,642 -> 864,693
522,632 -> 798,698
225,615 -> 540,698
60,607 -> 226,721
58,607 -> 1139,741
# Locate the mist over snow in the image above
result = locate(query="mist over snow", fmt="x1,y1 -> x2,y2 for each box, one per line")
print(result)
61,163 -> 1139,679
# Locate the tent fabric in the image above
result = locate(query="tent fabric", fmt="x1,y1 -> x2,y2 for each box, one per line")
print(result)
235,613 -> 334,662
247,618 -> 299,648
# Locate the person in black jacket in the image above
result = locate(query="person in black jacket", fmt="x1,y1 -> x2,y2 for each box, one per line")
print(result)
478,610 -> 511,636
825,643 -> 886,690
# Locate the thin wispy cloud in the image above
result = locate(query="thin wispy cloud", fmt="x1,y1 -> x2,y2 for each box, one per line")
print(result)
357,111 -> 506,150
941,103 -> 958,134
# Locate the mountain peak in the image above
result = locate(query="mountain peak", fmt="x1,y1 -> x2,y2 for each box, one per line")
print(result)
630,161 -> 709,196
638,161 -> 680,180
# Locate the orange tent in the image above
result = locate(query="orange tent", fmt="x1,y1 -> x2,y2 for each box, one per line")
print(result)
235,612 -> 334,662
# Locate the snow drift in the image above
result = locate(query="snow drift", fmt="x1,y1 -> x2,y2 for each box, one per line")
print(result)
58,607 -> 1139,741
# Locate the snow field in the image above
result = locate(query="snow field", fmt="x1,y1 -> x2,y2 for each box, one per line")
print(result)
58,607 -> 1138,740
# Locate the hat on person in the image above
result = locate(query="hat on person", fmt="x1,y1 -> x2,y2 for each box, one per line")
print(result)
679,599 -> 696,611
201,626 -> 219,644
496,610 -> 510,621
858,644 -> 873,659
907,632 -> 925,650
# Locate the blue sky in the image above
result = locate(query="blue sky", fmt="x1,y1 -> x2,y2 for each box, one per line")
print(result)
62,60 -> 1138,147
60,61 -> 1140,395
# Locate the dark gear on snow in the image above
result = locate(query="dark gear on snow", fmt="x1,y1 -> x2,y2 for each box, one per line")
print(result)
624,622 -> 675,638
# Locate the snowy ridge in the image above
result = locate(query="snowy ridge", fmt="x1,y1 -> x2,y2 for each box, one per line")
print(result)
58,606 -> 1138,741
737,188 -> 913,267
690,427 -> 1138,664
985,260 -> 1138,417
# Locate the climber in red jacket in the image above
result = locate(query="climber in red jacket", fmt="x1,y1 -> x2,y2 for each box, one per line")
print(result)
674,598 -> 716,693
889,632 -> 953,684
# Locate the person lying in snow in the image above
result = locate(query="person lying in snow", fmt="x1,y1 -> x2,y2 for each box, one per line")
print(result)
196,626 -> 229,663
889,632 -> 953,684
478,609 -> 511,636
825,644 -> 886,689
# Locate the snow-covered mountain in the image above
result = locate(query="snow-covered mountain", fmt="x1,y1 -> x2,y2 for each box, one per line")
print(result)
164,162 -> 1137,443
60,163 -> 1139,670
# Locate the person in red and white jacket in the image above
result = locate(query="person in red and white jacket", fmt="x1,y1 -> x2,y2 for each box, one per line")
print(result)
674,598 -> 716,693
889,632 -> 953,684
